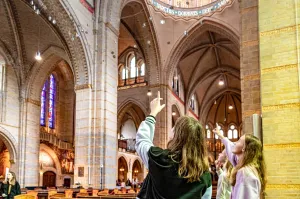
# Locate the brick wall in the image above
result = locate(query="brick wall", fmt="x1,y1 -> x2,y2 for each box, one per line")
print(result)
259,0 -> 300,197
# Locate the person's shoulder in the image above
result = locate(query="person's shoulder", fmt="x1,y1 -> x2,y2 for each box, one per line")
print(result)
148,146 -> 173,166
200,171 -> 212,187
148,146 -> 169,156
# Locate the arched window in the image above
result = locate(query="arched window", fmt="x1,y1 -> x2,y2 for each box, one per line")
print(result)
40,74 -> 56,129
228,124 -> 238,139
140,63 -> 145,76
189,95 -> 195,110
121,67 -> 128,80
206,125 -> 211,138
129,55 -> 136,78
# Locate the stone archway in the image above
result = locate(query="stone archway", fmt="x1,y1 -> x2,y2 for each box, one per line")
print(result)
0,127 -> 18,176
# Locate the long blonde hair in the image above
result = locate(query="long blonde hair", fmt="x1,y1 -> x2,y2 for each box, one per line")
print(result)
167,116 -> 209,183
224,159 -> 233,180
3,171 -> 17,185
230,134 -> 266,195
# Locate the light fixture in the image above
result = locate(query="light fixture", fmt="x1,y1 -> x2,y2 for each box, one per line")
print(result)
36,9 -> 40,15
33,5 -> 36,10
174,76 -> 178,80
133,44 -> 137,48
228,105 -> 233,110
30,0 -> 34,5
149,17 -> 153,21
214,100 -> 217,105
142,23 -> 146,27
160,19 -> 165,24
172,111 -> 176,116
48,16 -> 52,21
35,51 -> 42,61
52,19 -> 56,24
184,30 -> 188,36
218,79 -> 224,86
119,167 -> 124,172
147,90 -> 152,96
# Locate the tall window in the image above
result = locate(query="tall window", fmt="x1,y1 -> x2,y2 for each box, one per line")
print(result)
140,63 -> 145,76
228,124 -> 238,139
189,95 -> 195,110
206,125 -> 211,138
129,56 -> 136,78
121,67 -> 128,80
40,74 -> 56,129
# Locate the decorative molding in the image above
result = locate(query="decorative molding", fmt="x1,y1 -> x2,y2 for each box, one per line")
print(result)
261,64 -> 297,74
264,143 -> 300,149
118,82 -> 147,90
243,110 -> 261,118
266,184 -> 300,190
262,103 -> 300,111
74,84 -> 92,90
243,74 -> 260,81
242,40 -> 258,47
147,0 -> 233,20
260,25 -> 300,37
26,98 -> 40,106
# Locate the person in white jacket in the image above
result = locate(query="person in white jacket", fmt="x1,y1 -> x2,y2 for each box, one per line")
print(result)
215,150 -> 233,199
135,91 -> 212,199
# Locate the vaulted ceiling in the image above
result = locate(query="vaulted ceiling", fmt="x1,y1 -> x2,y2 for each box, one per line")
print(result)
0,0 -> 63,69
177,30 -> 241,126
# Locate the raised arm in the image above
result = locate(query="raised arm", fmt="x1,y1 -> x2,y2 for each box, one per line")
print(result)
213,124 -> 238,167
135,116 -> 156,169
135,91 -> 165,169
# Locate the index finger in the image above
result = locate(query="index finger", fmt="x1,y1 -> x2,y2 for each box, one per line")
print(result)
157,91 -> 160,99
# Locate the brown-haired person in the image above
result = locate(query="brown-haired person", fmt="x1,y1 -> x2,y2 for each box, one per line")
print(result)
135,91 -> 212,199
213,125 -> 266,199
1,171 -> 21,199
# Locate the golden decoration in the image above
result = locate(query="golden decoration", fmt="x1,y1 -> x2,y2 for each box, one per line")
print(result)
260,25 -> 300,37
26,98 -> 40,106
264,143 -> 300,149
243,74 -> 260,81
262,103 -> 300,111
266,184 -> 300,190
74,84 -> 92,90
261,64 -> 297,74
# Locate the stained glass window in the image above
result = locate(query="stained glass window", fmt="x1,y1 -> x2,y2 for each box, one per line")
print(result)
48,75 -> 55,129
40,74 -> 56,129
40,80 -> 48,126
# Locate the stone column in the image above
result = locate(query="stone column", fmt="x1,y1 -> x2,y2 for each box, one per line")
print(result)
18,98 -> 40,187
73,86 -> 92,187
240,0 -> 261,133
259,0 -> 300,197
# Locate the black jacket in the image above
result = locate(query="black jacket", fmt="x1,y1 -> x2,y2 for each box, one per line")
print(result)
1,181 -> 21,199
137,147 -> 212,199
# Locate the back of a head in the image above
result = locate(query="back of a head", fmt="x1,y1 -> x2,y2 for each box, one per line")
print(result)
167,116 -> 209,183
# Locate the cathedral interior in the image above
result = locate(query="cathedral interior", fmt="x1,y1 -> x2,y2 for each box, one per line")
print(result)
0,0 -> 299,198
